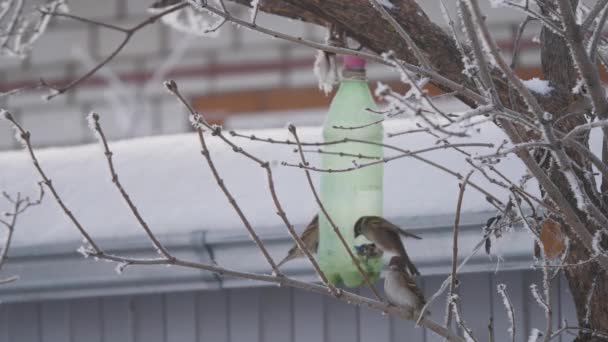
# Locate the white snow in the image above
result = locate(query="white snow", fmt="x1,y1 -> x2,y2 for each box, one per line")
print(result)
1,119 -> 534,247
522,78 -> 553,96
377,0 -> 394,9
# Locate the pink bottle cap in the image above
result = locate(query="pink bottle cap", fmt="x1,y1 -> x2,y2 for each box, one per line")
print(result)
343,55 -> 366,70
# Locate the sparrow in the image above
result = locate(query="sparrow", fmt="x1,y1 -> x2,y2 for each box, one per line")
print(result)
277,215 -> 319,267
354,216 -> 422,276
384,256 -> 427,318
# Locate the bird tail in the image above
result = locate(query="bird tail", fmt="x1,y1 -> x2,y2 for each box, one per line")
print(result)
277,255 -> 292,268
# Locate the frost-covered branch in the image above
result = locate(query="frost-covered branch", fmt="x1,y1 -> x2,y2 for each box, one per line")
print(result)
40,3 -> 187,100
164,80 -> 340,292
2,110 -> 102,253
0,182 -> 44,284
2,103 -> 465,341
282,143 -> 493,173
230,131 -> 506,210
462,0 -> 608,272
445,171 -> 473,330
497,284 -> 516,342
87,113 -> 175,261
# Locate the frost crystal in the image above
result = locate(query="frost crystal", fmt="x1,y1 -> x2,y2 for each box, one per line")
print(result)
530,284 -> 549,313
151,4 -> 222,37
522,78 -> 553,96
572,79 -> 585,94
375,82 -> 390,97
377,0 -> 394,9
115,262 -> 129,275
527,328 -> 542,342
592,230 -> 607,256
250,0 -> 260,22
497,284 -> 514,337
77,245 -> 90,258
489,0 -> 506,7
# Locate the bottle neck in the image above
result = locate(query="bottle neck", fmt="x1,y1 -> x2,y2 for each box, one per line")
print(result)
342,68 -> 366,81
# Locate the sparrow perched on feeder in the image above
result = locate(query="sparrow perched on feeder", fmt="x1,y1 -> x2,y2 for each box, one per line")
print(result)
277,215 -> 319,267
384,256 -> 427,318
354,216 -> 421,276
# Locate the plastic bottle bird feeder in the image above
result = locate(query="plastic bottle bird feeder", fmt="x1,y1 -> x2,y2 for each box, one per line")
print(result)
317,56 -> 384,287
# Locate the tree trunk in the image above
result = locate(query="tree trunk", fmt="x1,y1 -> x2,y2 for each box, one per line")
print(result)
240,0 -> 608,339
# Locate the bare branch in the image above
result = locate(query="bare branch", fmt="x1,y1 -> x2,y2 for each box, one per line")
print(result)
88,113 -> 174,261
497,284 -> 516,342
582,0 -> 608,30
161,82 -> 282,276
0,183 -> 44,284
40,3 -> 187,99
368,0 -> 431,70
283,143 -> 494,173
2,110 -> 102,253
445,171 -> 473,330
230,132 -> 506,209
165,80 -> 341,291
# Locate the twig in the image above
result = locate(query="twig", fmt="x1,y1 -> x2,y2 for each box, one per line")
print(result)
283,143 -> 494,173
0,184 -> 44,284
2,104 -> 465,342
497,284 -> 516,342
2,110 -> 102,253
88,113 -> 174,260
333,118 -> 385,130
465,0 -> 608,272
288,124 -> 384,301
161,82 -> 282,276
186,0 -> 487,105
541,264 -> 553,342
230,132 -> 506,209
40,3 -> 187,99
588,4 -> 608,63
368,0 -> 431,69
296,149 -> 381,160
451,295 -> 478,342
582,0 -> 608,30
444,171 -> 473,330
165,81 -> 346,289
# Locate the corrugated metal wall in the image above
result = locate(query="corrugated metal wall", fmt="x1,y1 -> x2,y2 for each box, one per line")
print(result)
0,270 -> 577,342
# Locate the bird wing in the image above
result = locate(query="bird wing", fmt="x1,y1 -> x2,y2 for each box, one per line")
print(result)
396,239 -> 421,276
399,271 -> 426,305
278,215 -> 318,267
388,222 -> 422,240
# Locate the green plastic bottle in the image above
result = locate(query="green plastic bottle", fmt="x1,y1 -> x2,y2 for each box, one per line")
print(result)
317,56 -> 384,287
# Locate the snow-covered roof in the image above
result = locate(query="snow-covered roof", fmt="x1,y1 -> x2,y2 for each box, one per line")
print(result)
1,119 -> 532,247
0,119 -> 542,302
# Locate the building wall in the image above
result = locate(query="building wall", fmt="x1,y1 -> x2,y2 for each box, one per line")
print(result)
0,270 -> 577,342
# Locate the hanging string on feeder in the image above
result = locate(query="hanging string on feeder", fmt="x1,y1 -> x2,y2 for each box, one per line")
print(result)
313,24 -> 345,95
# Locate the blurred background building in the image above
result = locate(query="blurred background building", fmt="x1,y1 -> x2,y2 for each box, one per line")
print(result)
0,0 -> 542,150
